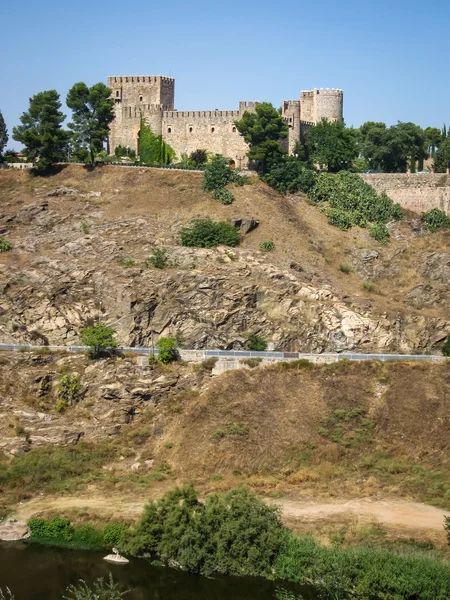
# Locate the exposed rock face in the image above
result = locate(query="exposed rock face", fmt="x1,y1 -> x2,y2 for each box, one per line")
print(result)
0,519 -> 31,541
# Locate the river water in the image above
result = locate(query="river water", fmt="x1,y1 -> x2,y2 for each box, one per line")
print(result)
0,543 -> 309,600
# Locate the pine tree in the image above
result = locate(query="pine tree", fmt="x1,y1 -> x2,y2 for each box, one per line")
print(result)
0,110 -> 8,157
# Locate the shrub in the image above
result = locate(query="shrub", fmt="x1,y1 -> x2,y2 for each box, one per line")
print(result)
339,263 -> 351,274
246,333 -> 267,351
81,223 -> 89,234
198,357 -> 218,372
202,154 -> 236,192
79,323 -> 117,358
123,486 -> 286,577
117,258 -> 136,267
421,208 -> 450,232
58,373 -> 82,406
0,238 -> 11,252
442,336 -> 450,357
363,280 -> 375,292
260,240 -> 275,252
146,248 -> 168,269
180,219 -> 240,248
156,337 -> 178,364
63,574 -> 128,600
103,523 -> 126,547
28,516 -> 73,542
263,158 -> 316,194
211,187 -> 235,205
310,172 -> 403,237
369,222 -> 390,244
114,144 -> 136,160
189,149 -> 208,167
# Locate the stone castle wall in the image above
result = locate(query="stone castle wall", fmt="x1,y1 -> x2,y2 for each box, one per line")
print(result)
362,173 -> 450,215
107,75 -> 344,163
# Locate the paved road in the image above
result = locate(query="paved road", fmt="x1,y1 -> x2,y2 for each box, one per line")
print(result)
0,343 -> 445,363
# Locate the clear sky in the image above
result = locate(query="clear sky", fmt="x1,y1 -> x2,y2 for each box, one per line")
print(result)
2,0 -> 449,149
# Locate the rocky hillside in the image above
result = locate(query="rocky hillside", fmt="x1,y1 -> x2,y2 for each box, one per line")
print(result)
0,165 -> 449,353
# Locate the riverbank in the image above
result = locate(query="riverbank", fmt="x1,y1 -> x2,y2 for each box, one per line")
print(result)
16,486 -> 450,600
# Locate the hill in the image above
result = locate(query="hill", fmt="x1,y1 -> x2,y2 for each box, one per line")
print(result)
0,165 -> 449,353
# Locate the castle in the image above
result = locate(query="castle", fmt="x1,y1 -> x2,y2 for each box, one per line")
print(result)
107,75 -> 344,167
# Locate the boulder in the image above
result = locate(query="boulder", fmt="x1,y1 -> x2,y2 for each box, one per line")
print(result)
0,519 -> 31,541
230,218 -> 259,234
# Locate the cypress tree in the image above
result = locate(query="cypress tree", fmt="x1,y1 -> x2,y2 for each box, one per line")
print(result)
0,110 -> 8,157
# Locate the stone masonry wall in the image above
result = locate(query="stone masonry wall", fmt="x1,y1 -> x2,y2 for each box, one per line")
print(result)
362,173 -> 450,215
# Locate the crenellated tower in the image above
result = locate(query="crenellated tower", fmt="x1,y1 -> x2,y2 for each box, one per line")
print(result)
107,75 -> 175,153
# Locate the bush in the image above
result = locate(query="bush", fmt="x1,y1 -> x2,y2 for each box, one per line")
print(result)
189,149 -> 208,166
114,145 -> 136,160
156,337 -> 178,364
369,222 -> 390,244
339,263 -> 351,274
421,209 -> 450,232
263,158 -> 316,195
79,323 -> 117,358
180,219 -> 240,248
0,238 -> 11,252
310,172 -> 403,237
260,241 -> 275,252
103,523 -> 126,547
202,154 -> 236,192
212,187 -> 235,205
145,248 -> 168,269
123,486 -> 286,577
58,373 -> 82,406
442,336 -> 450,357
28,516 -> 73,542
63,574 -> 128,600
246,333 -> 267,351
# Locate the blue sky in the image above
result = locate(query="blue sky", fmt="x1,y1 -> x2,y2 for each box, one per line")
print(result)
2,0 -> 449,149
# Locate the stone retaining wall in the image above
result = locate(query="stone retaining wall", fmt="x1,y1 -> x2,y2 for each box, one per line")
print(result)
362,173 -> 450,215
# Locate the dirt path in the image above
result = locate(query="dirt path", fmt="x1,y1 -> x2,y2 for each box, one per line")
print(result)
14,494 -> 450,538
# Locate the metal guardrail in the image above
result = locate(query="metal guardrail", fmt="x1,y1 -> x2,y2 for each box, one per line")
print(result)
0,343 -> 445,363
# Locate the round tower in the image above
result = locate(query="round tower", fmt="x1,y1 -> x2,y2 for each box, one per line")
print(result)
313,88 -> 343,123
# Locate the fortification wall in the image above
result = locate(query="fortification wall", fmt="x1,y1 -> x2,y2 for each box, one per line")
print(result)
362,173 -> 450,215
162,110 -> 249,166
300,89 -> 343,123
282,100 -> 301,154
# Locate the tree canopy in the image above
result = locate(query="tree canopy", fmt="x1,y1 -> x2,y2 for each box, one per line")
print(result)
234,102 -> 288,172
12,90 -> 68,171
433,137 -> 450,173
66,82 -> 115,166
305,119 -> 358,172
0,110 -> 8,157
79,322 -> 117,358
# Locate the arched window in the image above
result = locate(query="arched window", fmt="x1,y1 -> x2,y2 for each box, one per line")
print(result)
211,126 -> 215,133
189,126 -> 193,133
232,126 -> 236,133
168,127 -> 172,133
139,96 -> 143,102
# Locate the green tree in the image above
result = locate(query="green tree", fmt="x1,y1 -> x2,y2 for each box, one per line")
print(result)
247,333 -> 267,351
12,90 -> 68,171
114,144 -> 136,159
434,137 -> 450,173
263,156 -> 316,194
234,102 -> 288,172
203,154 -> 236,191
66,82 -> 115,167
0,110 -> 8,157
423,126 -> 441,158
79,322 -> 117,358
156,337 -> 178,363
305,119 -> 357,172
139,116 -> 175,164
189,149 -> 208,166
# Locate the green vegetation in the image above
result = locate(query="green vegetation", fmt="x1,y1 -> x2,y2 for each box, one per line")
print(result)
145,248 -> 168,269
180,218 -> 240,248
66,82 -> 115,167
0,238 -> 11,252
369,221 -> 390,244
27,516 -> 126,551
202,154 -> 246,205
339,263 -> 351,274
189,148 -> 208,167
139,116 -> 175,165
64,575 -> 128,600
442,336 -> 450,357
434,137 -> 450,173
259,240 -> 275,252
318,407 -> 375,448
234,102 -> 288,172
262,157 -> 315,194
0,110 -> 8,158
79,322 -> 117,358
155,337 -> 178,364
114,145 -> 136,160
1,442 -> 117,493
421,208 -> 450,232
117,258 -> 136,267
123,486 -> 285,577
246,333 -> 267,351
12,90 -> 69,171
211,187 -> 234,205
305,118 -> 358,173
57,372 -> 82,408
363,280 -> 375,292
81,222 -> 89,234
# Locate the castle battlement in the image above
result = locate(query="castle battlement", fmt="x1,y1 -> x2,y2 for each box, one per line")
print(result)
108,75 -> 174,85
164,110 -> 241,119
301,88 -> 343,97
